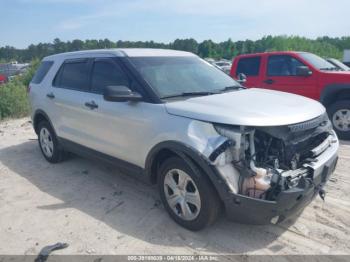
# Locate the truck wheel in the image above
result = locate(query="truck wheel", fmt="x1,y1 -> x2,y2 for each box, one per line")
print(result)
158,156 -> 221,231
38,121 -> 65,163
328,100 -> 350,140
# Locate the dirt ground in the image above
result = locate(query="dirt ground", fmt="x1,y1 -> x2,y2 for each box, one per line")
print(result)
0,118 -> 349,256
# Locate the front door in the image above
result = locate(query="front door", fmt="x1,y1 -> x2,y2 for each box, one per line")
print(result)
235,56 -> 262,88
260,54 -> 318,99
81,57 -> 155,167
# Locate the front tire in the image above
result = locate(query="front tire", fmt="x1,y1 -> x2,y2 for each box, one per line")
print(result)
158,157 -> 221,231
38,121 -> 65,163
327,100 -> 350,140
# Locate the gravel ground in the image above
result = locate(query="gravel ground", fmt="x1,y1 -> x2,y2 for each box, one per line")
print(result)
0,118 -> 349,256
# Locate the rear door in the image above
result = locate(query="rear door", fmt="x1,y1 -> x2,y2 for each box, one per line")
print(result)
260,54 -> 317,99
50,58 -> 95,146
234,56 -> 262,88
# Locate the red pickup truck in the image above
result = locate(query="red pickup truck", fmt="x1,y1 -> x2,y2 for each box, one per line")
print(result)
0,74 -> 7,85
230,51 -> 350,139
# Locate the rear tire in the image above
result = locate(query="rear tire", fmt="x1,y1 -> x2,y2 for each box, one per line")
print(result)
158,156 -> 221,231
37,121 -> 65,163
327,100 -> 350,140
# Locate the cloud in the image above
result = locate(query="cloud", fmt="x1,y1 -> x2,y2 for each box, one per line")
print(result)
19,0 -> 99,3
56,1 -> 131,31
55,0 -> 349,40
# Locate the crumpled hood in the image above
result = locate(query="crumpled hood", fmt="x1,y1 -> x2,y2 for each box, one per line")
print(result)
165,88 -> 325,126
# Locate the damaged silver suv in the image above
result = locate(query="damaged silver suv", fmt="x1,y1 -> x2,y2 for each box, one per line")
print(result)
29,49 -> 339,230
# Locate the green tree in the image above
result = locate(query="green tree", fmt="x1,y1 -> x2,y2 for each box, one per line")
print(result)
1,35 -> 350,62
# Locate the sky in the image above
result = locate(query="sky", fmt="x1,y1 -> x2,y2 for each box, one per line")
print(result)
1,0 -> 349,48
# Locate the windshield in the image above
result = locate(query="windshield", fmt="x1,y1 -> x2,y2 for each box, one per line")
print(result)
129,56 -> 240,98
328,58 -> 350,71
299,53 -> 337,70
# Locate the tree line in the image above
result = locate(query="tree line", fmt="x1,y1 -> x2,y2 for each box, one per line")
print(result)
1,35 -> 350,63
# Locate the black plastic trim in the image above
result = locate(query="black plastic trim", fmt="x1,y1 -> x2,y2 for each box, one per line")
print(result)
33,109 -> 55,134
144,140 -> 232,201
320,83 -> 350,106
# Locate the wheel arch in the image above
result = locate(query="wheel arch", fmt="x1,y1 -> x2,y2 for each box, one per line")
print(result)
144,141 -> 230,201
320,84 -> 350,107
33,109 -> 56,136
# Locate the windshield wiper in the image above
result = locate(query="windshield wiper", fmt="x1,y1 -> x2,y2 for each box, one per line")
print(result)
162,91 -> 219,99
320,67 -> 338,71
219,85 -> 244,92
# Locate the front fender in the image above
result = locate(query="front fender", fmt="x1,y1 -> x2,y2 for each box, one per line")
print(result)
145,140 -> 232,201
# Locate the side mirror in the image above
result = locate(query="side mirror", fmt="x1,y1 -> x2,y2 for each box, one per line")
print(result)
296,66 -> 312,76
103,86 -> 142,102
237,73 -> 247,84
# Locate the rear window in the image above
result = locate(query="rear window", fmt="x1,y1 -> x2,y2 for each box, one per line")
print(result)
236,57 -> 261,76
31,61 -> 53,84
54,59 -> 90,91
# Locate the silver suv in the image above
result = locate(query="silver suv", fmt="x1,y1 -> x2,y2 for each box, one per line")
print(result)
29,49 -> 339,230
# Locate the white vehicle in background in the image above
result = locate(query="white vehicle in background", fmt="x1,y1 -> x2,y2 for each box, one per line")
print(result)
0,61 -> 30,79
214,60 -> 232,74
343,50 -> 350,67
204,58 -> 232,74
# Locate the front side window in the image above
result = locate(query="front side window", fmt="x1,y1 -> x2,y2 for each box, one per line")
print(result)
91,59 -> 129,94
236,57 -> 261,76
267,55 -> 305,76
129,56 -> 240,99
32,61 -> 53,84
55,59 -> 89,91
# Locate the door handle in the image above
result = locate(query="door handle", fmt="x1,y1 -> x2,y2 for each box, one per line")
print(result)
46,92 -> 55,99
264,79 -> 274,84
84,101 -> 98,110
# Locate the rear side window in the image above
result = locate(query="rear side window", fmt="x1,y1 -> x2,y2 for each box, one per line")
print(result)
54,59 -> 90,91
267,55 -> 305,76
91,59 -> 129,94
236,57 -> 261,76
31,61 -> 53,84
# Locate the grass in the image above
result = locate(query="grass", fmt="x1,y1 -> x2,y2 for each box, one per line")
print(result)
0,60 -> 38,120
0,80 -> 30,120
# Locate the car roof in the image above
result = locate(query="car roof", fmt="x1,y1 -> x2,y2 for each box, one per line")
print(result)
235,51 -> 309,58
43,48 -> 195,61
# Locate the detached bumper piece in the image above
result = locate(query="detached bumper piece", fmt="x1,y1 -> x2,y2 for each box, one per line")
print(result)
224,155 -> 338,225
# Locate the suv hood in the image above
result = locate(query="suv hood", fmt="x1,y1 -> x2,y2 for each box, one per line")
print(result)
165,88 -> 325,126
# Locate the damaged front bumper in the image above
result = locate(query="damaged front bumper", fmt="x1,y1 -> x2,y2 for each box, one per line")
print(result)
218,131 -> 339,225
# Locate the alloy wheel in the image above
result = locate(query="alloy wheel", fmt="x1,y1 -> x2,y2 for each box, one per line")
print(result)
163,169 -> 201,221
333,109 -> 350,132
40,127 -> 54,158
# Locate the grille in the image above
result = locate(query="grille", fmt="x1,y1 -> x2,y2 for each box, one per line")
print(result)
288,114 -> 328,132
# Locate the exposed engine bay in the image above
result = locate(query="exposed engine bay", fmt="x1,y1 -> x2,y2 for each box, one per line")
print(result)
211,113 -> 336,201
